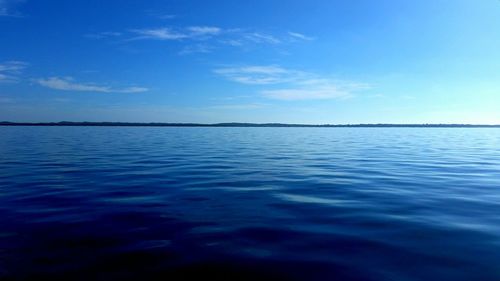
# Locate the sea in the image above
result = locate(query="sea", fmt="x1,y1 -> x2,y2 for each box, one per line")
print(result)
0,126 -> 499,281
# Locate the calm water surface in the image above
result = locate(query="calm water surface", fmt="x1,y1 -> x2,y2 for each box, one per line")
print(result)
1,127 -> 499,280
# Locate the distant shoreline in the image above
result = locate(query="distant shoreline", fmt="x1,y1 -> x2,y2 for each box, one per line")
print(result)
1,122 -> 499,128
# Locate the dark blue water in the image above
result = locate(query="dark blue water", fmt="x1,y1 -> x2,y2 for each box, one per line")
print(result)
1,127 -> 499,281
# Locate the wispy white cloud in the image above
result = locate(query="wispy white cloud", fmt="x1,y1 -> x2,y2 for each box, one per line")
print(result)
243,32 -> 281,44
93,25 -> 311,55
264,79 -> 369,100
220,39 -> 244,47
0,60 -> 28,82
215,65 -> 369,100
130,26 -> 222,41
0,97 -> 14,103
262,85 -> 350,100
144,10 -> 178,20
86,24 -> 314,55
0,0 -> 24,17
210,95 -> 253,101
179,43 -> 214,55
208,103 -> 268,110
187,26 -> 222,36
368,94 -> 386,99
401,95 -> 417,100
158,14 -> 177,20
213,65 -> 308,85
84,31 -> 122,40
130,27 -> 188,40
288,31 -> 315,41
35,77 -> 148,93
0,1 -> 7,16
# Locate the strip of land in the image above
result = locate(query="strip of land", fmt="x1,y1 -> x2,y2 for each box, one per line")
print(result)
1,122 -> 499,128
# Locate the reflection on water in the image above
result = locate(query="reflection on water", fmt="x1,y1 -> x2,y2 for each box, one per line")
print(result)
1,127 -> 500,280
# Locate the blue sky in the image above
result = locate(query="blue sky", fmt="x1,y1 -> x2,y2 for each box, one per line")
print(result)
1,0 -> 499,124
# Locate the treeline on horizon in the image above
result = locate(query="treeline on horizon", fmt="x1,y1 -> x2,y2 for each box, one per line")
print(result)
0,121 -> 499,128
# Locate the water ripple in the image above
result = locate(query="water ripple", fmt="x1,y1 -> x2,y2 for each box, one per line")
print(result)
1,127 -> 500,280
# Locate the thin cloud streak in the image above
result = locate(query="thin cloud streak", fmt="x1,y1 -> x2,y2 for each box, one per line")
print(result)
36,77 -> 148,93
0,60 -> 28,82
208,103 -> 268,110
158,14 -> 177,20
244,32 -> 281,44
130,27 -> 188,40
187,26 -> 222,36
130,26 -> 222,41
288,31 -> 315,41
0,0 -> 24,16
215,65 -> 369,100
262,85 -> 351,100
84,32 -> 122,40
91,25 -> 314,55
179,44 -> 214,55
213,65 -> 309,85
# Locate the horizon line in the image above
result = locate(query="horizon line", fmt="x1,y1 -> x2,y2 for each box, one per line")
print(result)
1,121 -> 500,128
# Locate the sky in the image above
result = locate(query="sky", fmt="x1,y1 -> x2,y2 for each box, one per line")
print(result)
1,0 -> 499,124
